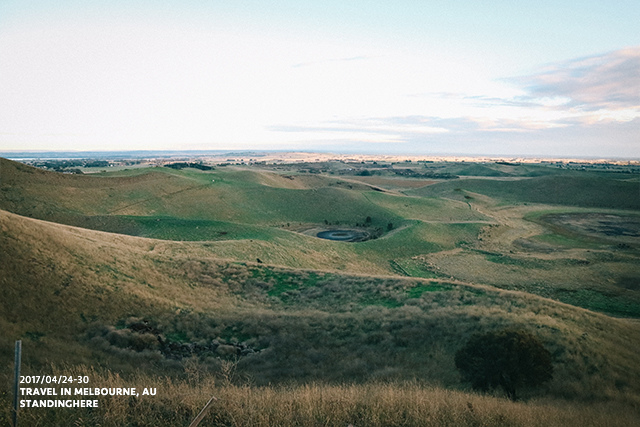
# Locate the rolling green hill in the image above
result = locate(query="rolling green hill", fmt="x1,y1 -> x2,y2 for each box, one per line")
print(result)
407,175 -> 640,210
2,155 -> 640,425
0,158 -> 490,275
2,158 -> 638,314
2,209 -> 640,395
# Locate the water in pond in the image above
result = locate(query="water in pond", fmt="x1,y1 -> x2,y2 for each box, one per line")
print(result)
316,229 -> 369,242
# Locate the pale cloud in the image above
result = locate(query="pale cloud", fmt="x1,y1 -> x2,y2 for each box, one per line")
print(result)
269,52 -> 639,156
436,48 -> 640,127
516,48 -> 640,109
282,47 -> 640,152
510,47 -> 640,126
268,118 -> 449,147
306,116 -> 640,158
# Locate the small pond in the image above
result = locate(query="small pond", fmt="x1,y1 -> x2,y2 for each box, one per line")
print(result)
316,229 -> 370,242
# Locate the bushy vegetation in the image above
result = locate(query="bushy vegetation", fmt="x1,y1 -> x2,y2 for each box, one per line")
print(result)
164,162 -> 213,171
455,330 -> 553,400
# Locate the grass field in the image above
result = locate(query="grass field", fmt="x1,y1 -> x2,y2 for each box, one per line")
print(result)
2,208 -> 640,389
407,174 -> 640,210
3,368 -> 640,426
1,157 -> 640,425
1,156 -> 638,312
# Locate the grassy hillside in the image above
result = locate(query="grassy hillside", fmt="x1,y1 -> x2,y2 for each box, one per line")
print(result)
407,175 -> 640,210
417,161 -> 637,178
2,210 -> 640,397
0,158 -> 490,276
0,158 -> 483,227
2,158 -> 638,316
2,209 -> 640,425
2,153 -> 640,425
0,158 -> 394,224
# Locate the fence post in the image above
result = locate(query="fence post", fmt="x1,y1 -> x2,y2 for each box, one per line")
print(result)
13,340 -> 22,427
188,395 -> 218,427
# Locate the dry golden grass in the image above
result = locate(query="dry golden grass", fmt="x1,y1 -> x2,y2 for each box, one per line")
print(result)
250,170 -> 365,190
3,365 -> 639,426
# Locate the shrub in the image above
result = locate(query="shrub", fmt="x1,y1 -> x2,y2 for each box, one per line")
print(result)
455,329 -> 553,400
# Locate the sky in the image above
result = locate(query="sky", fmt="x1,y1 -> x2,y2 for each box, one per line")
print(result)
0,1 -> 639,157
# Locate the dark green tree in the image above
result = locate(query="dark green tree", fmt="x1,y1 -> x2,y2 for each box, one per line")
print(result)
455,330 -> 553,400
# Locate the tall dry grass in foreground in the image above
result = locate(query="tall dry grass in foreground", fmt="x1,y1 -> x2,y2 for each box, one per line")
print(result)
2,366 -> 639,427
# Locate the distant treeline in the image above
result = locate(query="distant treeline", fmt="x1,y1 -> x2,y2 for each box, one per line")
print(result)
392,169 -> 458,179
32,160 -> 111,170
164,162 -> 214,171
354,168 -> 458,179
